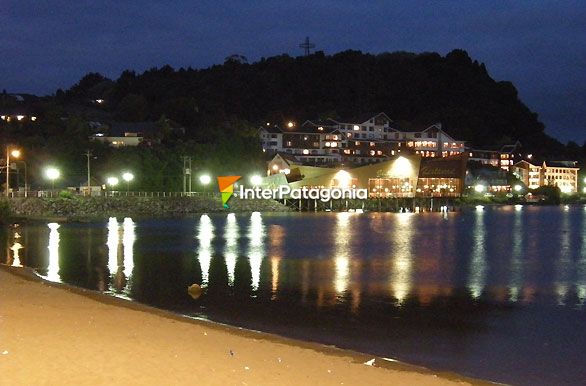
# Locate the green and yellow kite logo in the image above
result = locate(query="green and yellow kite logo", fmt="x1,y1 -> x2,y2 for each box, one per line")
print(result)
217,176 -> 241,208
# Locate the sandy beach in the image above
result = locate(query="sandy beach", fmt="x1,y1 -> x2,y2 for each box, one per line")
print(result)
0,267 -> 490,386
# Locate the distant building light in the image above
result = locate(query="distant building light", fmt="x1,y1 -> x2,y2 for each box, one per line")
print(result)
302,149 -> 309,155
16,115 -> 25,121
0,115 -> 5,120
318,126 -> 323,131
333,170 -> 352,188
353,125 -> 360,131
272,165 -> 279,171
287,121 -> 295,128
31,116 -> 37,121
95,133 -> 104,137
266,122 -> 270,126
95,99 -> 104,104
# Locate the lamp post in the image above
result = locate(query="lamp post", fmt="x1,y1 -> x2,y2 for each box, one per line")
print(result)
44,167 -> 60,197
15,161 -> 27,198
250,175 -> 262,186
199,175 -> 211,193
122,172 -> 134,191
5,147 -> 21,197
106,177 -> 119,197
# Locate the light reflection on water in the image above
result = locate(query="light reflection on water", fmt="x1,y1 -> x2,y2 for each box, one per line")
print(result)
196,214 -> 214,286
2,207 -> 585,309
224,213 -> 238,284
3,207 -> 586,386
247,211 -> 264,291
46,223 -> 60,282
468,207 -> 486,299
390,213 -> 414,305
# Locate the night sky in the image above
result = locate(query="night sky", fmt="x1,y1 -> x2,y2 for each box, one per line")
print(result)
2,1 -> 585,143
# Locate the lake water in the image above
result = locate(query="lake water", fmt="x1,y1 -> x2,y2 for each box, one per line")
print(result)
3,206 -> 586,385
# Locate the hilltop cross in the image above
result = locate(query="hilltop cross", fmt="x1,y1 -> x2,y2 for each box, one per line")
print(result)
299,37 -> 315,56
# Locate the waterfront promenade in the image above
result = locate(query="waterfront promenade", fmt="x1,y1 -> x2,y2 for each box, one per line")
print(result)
0,267 -> 486,386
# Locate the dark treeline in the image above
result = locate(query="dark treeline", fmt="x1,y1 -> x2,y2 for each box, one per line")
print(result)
2,49 -> 585,190
59,49 -> 584,154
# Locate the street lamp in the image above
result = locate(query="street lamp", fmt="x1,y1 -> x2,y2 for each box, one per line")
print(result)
45,167 -> 60,195
107,177 -> 119,188
474,184 -> 486,193
14,161 -> 28,197
5,147 -> 21,197
122,172 -> 134,191
199,175 -> 211,192
250,175 -> 263,186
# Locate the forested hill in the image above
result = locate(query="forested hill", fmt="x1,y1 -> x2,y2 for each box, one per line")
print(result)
59,49 -> 565,153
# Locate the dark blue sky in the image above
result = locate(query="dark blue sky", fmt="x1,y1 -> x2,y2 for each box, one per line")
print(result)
2,1 -> 585,143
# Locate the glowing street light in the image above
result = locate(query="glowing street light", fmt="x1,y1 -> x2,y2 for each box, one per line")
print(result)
45,167 -> 60,192
286,121 -> 295,128
474,184 -> 486,193
513,184 -> 523,193
199,174 -> 211,192
122,172 -> 134,191
250,175 -> 263,186
5,146 -> 22,197
107,177 -> 119,188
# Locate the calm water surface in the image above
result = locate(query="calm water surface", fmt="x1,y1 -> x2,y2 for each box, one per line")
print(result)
3,206 -> 586,386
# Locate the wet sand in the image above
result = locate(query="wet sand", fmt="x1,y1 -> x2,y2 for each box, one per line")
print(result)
0,267 -> 491,386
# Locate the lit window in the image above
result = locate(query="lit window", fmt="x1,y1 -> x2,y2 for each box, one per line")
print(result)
303,149 -> 309,155
353,125 -> 359,131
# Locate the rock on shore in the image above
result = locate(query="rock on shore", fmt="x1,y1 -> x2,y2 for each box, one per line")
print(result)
3,195 -> 291,219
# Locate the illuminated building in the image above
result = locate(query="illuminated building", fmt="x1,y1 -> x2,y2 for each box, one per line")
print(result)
271,153 -> 468,198
259,113 -> 465,166
513,160 -> 580,193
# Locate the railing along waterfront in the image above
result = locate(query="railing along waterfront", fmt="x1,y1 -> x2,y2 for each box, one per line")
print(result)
6,190 -> 219,199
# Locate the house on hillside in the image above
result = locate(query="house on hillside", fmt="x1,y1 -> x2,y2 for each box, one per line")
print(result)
90,120 -> 184,147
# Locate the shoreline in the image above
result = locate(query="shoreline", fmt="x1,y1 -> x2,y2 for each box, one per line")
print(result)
4,201 -> 583,224
0,265 -> 496,385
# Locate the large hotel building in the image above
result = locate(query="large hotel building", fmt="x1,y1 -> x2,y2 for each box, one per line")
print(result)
260,113 -> 466,165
